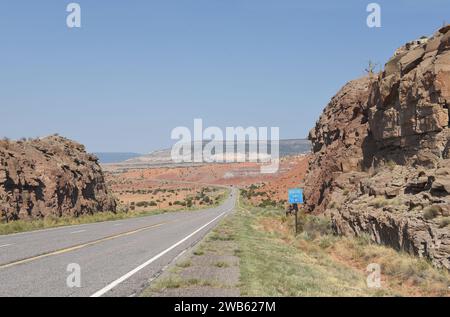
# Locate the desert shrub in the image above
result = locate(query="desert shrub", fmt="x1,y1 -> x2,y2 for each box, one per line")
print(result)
258,199 -> 276,208
202,196 -> 211,204
215,261 -> 230,268
439,217 -> 450,228
389,197 -> 403,206
303,216 -> 332,238
423,205 -> 441,220
185,198 -> 193,208
318,235 -> 335,249
136,201 -> 147,207
386,160 -> 397,171
296,215 -> 332,239
369,197 -> 389,208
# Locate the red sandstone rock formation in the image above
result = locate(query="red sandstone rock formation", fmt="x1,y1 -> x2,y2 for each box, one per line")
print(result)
304,25 -> 450,269
0,136 -> 116,221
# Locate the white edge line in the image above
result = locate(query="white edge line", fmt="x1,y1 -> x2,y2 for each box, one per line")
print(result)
0,244 -> 13,248
70,230 -> 87,234
90,211 -> 227,297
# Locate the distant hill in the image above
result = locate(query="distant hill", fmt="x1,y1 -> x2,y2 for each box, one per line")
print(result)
103,139 -> 311,168
94,152 -> 142,164
278,139 -> 312,156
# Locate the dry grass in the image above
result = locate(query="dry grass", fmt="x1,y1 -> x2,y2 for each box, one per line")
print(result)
234,194 -> 450,297
176,260 -> 192,268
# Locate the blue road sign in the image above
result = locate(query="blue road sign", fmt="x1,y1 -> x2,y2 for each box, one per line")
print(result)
288,188 -> 303,204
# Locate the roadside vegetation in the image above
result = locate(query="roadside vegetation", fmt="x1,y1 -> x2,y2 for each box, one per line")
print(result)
119,186 -> 227,212
0,187 -> 230,236
241,184 -> 286,209
146,191 -> 450,297
233,195 -> 450,296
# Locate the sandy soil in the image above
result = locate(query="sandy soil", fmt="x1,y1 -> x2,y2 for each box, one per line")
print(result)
105,155 -> 310,211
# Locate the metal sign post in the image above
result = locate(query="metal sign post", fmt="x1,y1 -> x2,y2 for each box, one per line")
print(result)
288,189 -> 303,235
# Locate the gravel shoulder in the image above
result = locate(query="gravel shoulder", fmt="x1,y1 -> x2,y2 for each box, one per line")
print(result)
141,213 -> 240,297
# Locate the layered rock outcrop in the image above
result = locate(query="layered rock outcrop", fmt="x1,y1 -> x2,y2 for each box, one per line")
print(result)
304,76 -> 374,214
0,136 -> 116,221
304,25 -> 450,269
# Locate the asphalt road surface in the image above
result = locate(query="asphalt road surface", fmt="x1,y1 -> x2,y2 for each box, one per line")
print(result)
0,189 -> 237,297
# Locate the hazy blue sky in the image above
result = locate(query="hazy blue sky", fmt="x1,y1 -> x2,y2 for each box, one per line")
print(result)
0,0 -> 448,153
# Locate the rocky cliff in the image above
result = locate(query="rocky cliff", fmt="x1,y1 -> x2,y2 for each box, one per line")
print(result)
304,25 -> 450,269
0,136 -> 117,221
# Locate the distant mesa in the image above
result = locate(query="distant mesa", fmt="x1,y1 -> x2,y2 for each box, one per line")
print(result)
102,139 -> 311,169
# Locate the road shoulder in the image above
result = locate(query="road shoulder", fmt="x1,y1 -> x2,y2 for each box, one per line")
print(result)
141,214 -> 240,297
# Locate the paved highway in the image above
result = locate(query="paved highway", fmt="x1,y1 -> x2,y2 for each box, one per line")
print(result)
0,189 -> 237,297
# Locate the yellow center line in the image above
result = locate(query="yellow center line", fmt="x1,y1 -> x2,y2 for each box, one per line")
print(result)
0,221 -> 171,270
